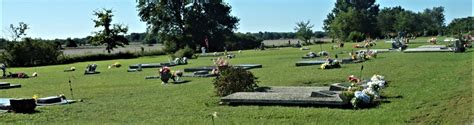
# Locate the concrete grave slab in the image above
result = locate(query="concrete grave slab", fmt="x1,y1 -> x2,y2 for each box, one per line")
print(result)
198,53 -> 225,57
296,58 -> 361,67
357,49 -> 399,53
403,48 -> 453,53
221,86 -> 347,106
129,63 -> 165,69
329,83 -> 351,91
235,64 -> 263,70
417,45 -> 447,49
182,74 -> 218,77
184,64 -> 262,72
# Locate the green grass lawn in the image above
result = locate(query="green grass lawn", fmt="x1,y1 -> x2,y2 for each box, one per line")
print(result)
0,37 -> 471,124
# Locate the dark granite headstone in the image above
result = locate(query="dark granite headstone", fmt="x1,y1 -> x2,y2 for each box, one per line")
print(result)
10,98 -> 36,113
295,60 -> 326,66
0,82 -> 21,89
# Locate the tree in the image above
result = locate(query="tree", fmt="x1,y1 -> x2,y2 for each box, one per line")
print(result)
419,7 -> 445,36
90,9 -> 129,53
294,21 -> 314,43
314,31 -> 326,39
394,10 -> 418,35
226,33 -> 262,50
377,6 -> 404,38
2,38 -> 62,66
65,38 -> 78,47
137,0 -> 239,52
446,17 -> 474,35
376,6 -> 445,37
9,22 -> 29,42
323,0 -> 379,41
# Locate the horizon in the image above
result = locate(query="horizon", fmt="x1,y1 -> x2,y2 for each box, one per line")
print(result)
1,0 -> 472,40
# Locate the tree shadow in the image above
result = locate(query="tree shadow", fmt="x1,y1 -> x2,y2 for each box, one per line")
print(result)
172,80 -> 191,84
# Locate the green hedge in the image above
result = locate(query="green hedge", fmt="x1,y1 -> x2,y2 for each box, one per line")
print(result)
1,49 -> 165,67
59,50 -> 166,65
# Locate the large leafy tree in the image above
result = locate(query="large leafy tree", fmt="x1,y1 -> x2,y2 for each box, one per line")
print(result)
136,0 -> 239,52
323,0 -> 379,41
393,10 -> 419,35
446,17 -> 474,35
294,21 -> 314,43
376,6 -> 445,37
377,6 -> 404,38
90,9 -> 129,53
419,7 -> 445,36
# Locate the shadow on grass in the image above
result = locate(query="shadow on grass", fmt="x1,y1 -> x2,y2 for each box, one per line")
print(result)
226,102 -> 356,110
2,110 -> 41,114
172,80 -> 191,84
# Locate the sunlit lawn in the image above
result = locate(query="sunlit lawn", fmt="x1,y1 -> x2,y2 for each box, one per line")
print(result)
0,36 -> 471,124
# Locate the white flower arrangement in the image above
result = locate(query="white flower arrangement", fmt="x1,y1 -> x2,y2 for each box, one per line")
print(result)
348,74 -> 387,108
371,74 -> 385,81
369,74 -> 386,89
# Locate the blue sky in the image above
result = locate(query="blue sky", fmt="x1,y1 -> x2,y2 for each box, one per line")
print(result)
1,0 -> 472,39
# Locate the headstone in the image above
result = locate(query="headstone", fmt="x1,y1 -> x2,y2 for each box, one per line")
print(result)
295,60 -> 326,66
9,98 -> 36,113
194,71 -> 209,75
201,47 -> 206,54
0,63 -> 6,77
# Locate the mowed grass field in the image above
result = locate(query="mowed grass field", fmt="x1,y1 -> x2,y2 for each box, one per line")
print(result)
0,37 -> 471,124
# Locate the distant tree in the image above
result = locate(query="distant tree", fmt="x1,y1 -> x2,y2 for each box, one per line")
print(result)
323,0 -> 379,41
144,33 -> 158,45
54,41 -> 63,50
8,22 -> 29,42
314,31 -> 326,38
89,9 -> 129,53
419,7 -> 445,36
128,33 -> 141,42
0,38 -> 8,49
226,33 -> 262,50
65,38 -> 78,47
377,6 -> 404,38
2,38 -> 62,66
394,10 -> 418,35
446,17 -> 474,35
294,20 -> 314,43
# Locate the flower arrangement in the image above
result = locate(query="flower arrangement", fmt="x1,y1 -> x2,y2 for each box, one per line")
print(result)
341,74 -> 388,108
159,67 -> 172,84
108,62 -> 121,69
320,58 -> 341,69
318,51 -> 329,56
212,58 -> 230,74
348,75 -> 361,83
214,57 -> 229,67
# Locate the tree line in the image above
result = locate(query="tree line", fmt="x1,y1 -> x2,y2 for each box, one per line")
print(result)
323,0 -> 471,42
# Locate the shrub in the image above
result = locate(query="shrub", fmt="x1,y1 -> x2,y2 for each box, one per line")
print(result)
58,52 -> 138,64
138,49 -> 166,57
1,38 -> 62,66
213,67 -> 258,97
348,31 -> 366,42
174,46 -> 194,58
